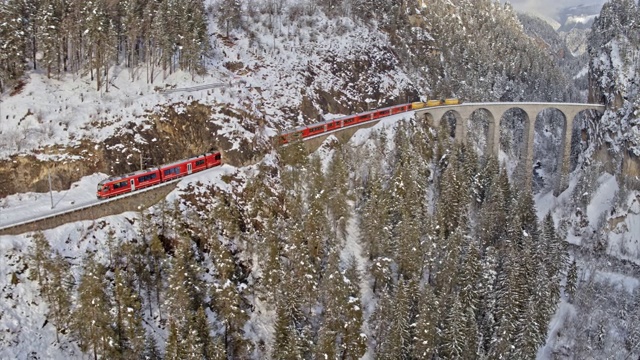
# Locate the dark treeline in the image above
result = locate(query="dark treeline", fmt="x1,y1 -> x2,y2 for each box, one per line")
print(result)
0,0 -> 209,92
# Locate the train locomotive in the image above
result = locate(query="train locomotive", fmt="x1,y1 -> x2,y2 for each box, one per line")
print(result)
97,98 -> 459,199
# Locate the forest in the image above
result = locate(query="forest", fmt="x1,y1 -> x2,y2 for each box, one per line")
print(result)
27,120 -> 575,359
0,0 -> 213,91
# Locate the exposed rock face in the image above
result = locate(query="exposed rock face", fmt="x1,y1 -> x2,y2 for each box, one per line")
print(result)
587,0 -> 640,177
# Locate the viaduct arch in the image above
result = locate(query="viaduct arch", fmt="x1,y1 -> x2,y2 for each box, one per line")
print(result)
415,102 -> 605,195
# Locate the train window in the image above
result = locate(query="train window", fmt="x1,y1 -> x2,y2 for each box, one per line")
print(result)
138,173 -> 158,182
309,125 -> 324,133
344,118 -> 355,124
196,159 -> 205,166
215,154 -> 221,160
113,181 -> 128,189
164,167 -> 180,176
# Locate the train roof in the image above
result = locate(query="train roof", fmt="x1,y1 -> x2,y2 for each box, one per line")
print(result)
159,153 -> 210,169
97,151 -> 220,186
283,103 -> 411,135
98,167 -> 160,185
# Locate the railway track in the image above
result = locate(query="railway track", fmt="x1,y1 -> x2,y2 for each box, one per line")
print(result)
0,180 -> 178,236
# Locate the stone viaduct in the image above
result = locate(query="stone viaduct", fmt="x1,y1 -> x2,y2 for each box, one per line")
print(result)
416,102 -> 605,195
307,102 -> 605,196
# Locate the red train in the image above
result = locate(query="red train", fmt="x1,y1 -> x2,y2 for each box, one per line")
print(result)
96,152 -> 222,199
97,99 -> 461,199
278,103 -> 416,144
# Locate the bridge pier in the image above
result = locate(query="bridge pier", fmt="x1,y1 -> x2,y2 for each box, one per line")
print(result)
486,110 -> 503,157
555,109 -> 580,196
522,109 -> 537,191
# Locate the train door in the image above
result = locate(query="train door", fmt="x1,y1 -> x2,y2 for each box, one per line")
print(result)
130,179 -> 136,191
187,163 -> 192,174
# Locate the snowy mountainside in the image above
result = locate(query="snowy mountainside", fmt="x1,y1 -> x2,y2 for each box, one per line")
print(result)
535,2 -> 640,356
536,168 -> 640,358
3,0 -> 638,358
0,3 -> 416,198
557,4 -> 602,31
587,0 -> 640,165
518,13 -> 590,98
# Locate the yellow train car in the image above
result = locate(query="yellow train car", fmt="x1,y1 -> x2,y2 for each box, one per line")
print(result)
444,98 -> 460,105
426,99 -> 443,107
412,102 -> 426,110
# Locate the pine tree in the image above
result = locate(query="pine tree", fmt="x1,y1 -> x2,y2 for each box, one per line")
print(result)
34,0 -> 64,77
412,285 -> 440,359
463,305 -> 481,358
211,277 -> 248,357
566,259 -> 578,303
395,208 -> 423,280
326,148 -> 351,240
179,0 -> 209,75
259,217 -> 284,294
272,301 -> 303,360
436,162 -> 468,239
164,319 -> 184,360
488,240 -> 522,359
217,0 -> 243,37
316,250 -> 343,358
44,251 -> 73,343
112,268 -> 146,358
304,155 -> 329,269
434,227 -> 463,299
0,0 -> 28,91
164,235 -> 206,333
72,254 -> 115,360
143,334 -> 162,360
377,279 -> 412,359
459,242 -> 482,313
512,300 -> 543,359
316,253 -> 365,360
27,231 -> 51,287
478,246 -> 499,353
148,231 -> 166,319
441,294 -> 467,359
341,259 -> 366,360
360,174 -> 393,292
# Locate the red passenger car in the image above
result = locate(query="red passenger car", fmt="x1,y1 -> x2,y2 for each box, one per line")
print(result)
276,102 -> 416,145
159,152 -> 222,182
96,152 -> 222,199
97,168 -> 161,199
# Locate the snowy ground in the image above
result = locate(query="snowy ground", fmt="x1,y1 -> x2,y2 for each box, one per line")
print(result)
0,165 -> 238,230
0,7 -> 413,162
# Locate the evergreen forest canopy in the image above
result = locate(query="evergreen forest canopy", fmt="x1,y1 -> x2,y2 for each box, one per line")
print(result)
0,0 -> 212,91
0,0 -> 581,103
26,120 -> 574,359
